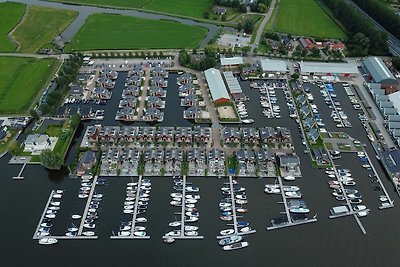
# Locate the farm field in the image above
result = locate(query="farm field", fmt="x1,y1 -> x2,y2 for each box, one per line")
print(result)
50,0 -> 210,18
0,57 -> 58,114
67,14 -> 208,51
274,0 -> 347,39
11,6 -> 78,52
0,2 -> 26,52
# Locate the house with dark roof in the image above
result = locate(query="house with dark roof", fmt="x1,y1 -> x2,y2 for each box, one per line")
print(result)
70,85 -> 83,97
241,127 -> 259,143
116,107 -> 135,121
122,85 -> 140,97
148,86 -> 166,97
150,76 -> 168,88
179,83 -> 196,97
181,94 -> 199,107
147,96 -> 165,109
92,87 -> 111,99
177,73 -> 193,85
152,66 -> 168,78
137,127 -> 156,142
119,96 -> 138,108
96,77 -> 115,89
125,75 -> 142,87
175,127 -> 193,143
193,127 -> 211,143
128,64 -> 144,77
101,68 -> 118,80
118,126 -> 137,142
77,151 -> 97,176
223,127 -> 241,144
143,108 -> 164,122
184,106 -> 202,119
213,6 -> 226,15
156,127 -> 174,143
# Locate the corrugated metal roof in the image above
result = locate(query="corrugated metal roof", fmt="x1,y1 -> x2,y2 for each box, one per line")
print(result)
260,59 -> 287,72
220,57 -> 243,66
223,71 -> 242,94
389,90 -> 400,114
299,62 -> 359,74
204,68 -> 230,101
363,57 -> 396,83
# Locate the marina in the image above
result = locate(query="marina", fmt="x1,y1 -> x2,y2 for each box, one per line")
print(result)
163,176 -> 203,240
111,176 -> 151,239
77,176 -> 99,236
266,176 -> 317,231
217,176 -> 256,240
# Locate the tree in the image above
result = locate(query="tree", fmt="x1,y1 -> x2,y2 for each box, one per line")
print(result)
392,56 -> 400,70
8,140 -> 21,156
310,47 -> 320,57
40,149 -> 63,170
291,73 -> 299,80
30,110 -> 39,121
241,46 -> 251,56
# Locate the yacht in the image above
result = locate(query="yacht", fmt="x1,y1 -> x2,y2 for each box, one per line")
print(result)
185,226 -> 198,231
242,119 -> 254,124
50,202 -> 60,206
285,191 -> 302,198
133,231 -> 146,237
84,223 -> 95,229
222,242 -> 249,251
220,229 -> 235,236
53,194 -> 62,199
218,235 -> 243,246
163,237 -> 175,244
289,207 -> 310,214
166,230 -> 181,237
82,231 -> 95,236
136,217 -> 147,223
118,231 -> 130,237
185,231 -> 198,236
38,237 -> 58,245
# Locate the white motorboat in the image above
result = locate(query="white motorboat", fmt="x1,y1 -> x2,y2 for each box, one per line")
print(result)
185,203 -> 195,208
140,197 -> 149,202
240,226 -> 252,233
186,198 -> 197,204
120,225 -> 131,231
352,205 -> 367,211
220,229 -> 235,236
166,230 -> 181,237
84,223 -> 95,229
235,194 -> 246,200
56,190 -> 63,194
78,194 -> 88,199
185,226 -> 199,231
186,186 -> 199,192
219,202 -> 232,208
45,214 -> 56,219
124,201 -> 135,205
82,231 -> 95,236
68,227 -> 78,232
46,210 -> 56,214
170,201 -> 181,206
37,231 -> 50,237
289,207 -> 310,214
134,231 -> 146,237
264,187 -> 280,194
50,202 -> 60,206
235,199 -> 247,205
185,216 -> 199,222
93,194 -> 103,198
38,237 -> 58,245
218,235 -> 243,246
283,175 -> 295,181
126,197 -> 135,201
118,231 -> 130,237
171,193 -> 182,198
71,214 -> 81,219
357,210 -> 369,217
134,226 -> 146,231
242,119 -> 254,124
222,241 -> 249,251
48,206 -> 60,211
124,205 -> 134,210
53,194 -> 62,199
185,231 -> 198,236
185,194 -> 200,200
169,221 -> 181,227
136,217 -> 147,223
123,209 -> 134,214
41,223 -> 52,228
285,191 -> 302,198
88,208 -> 97,213
127,182 -> 138,186
282,186 -> 300,192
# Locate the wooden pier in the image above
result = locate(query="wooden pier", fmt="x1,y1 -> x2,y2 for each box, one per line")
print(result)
32,190 -> 56,239
13,163 -> 26,180
266,176 -> 317,231
162,176 -> 204,240
78,176 -> 98,235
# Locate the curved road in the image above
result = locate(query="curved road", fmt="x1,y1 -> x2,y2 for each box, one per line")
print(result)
1,0 -> 235,48
251,0 -> 277,54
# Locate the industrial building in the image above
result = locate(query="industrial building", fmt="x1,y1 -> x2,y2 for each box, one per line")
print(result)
204,68 -> 231,104
260,59 -> 287,74
299,62 -> 359,77
362,57 -> 398,94
220,57 -> 243,69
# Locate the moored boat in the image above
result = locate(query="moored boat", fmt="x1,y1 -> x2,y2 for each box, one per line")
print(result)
222,241 -> 249,251
218,235 -> 243,246
38,237 -> 58,245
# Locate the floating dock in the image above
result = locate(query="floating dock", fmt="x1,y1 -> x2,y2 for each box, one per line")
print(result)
266,176 -> 317,231
78,176 -> 99,236
32,190 -> 56,239
13,163 -> 26,180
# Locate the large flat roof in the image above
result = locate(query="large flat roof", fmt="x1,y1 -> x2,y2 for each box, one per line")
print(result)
299,62 -> 359,74
204,68 -> 230,101
388,90 -> 400,114
363,57 -> 397,83
220,57 -> 243,66
260,59 -> 287,72
223,71 -> 242,94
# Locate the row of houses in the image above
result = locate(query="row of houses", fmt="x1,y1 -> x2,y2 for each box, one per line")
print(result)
222,126 -> 292,144
83,125 -> 212,146
295,93 -> 321,143
176,72 -> 203,120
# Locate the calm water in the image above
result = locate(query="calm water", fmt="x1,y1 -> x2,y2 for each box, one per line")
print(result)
1,79 -> 400,266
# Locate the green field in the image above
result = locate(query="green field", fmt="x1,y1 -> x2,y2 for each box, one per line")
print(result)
0,57 -> 58,114
11,6 -> 78,52
68,14 -> 208,51
0,2 -> 26,52
274,0 -> 347,39
50,0 -> 210,18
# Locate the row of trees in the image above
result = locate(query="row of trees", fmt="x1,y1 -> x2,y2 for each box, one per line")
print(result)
179,47 -> 217,71
352,0 -> 400,40
39,53 -> 84,115
321,0 -> 388,55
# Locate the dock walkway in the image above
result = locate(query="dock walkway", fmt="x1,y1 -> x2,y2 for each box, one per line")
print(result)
78,176 -> 98,235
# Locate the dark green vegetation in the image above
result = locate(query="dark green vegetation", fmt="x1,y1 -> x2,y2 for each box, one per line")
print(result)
40,149 -> 63,170
39,53 -> 83,115
11,5 -> 78,52
321,0 -> 388,55
0,2 -> 25,52
0,57 -> 58,114
179,46 -> 216,71
352,0 -> 400,40
68,14 -> 208,51
274,0 -> 347,39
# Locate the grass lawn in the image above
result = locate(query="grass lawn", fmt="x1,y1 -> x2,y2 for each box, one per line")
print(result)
0,57 -> 58,114
274,0 -> 347,39
11,6 -> 78,52
40,123 -> 75,157
50,0 -> 210,18
68,14 -> 208,51
143,0 -> 210,18
0,2 -> 26,52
